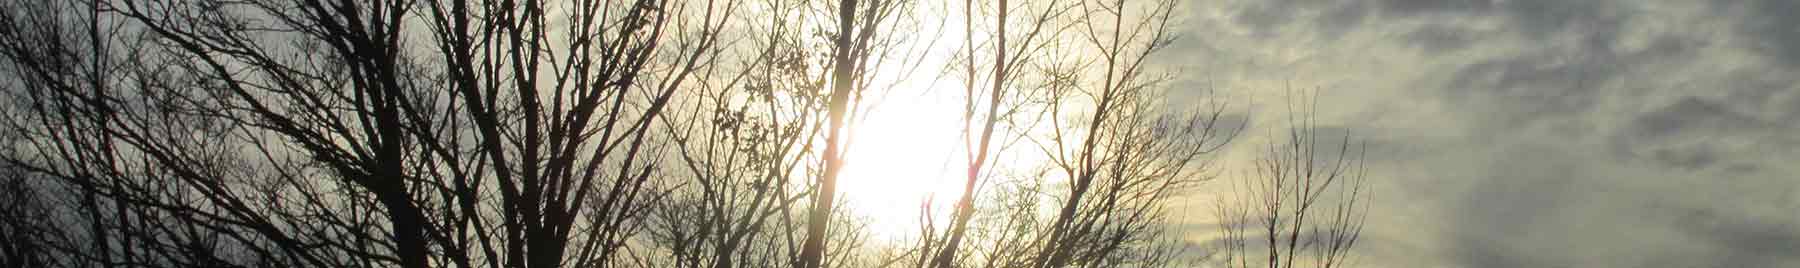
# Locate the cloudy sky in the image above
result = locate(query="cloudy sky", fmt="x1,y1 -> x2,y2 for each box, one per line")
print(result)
1157,0 -> 1800,267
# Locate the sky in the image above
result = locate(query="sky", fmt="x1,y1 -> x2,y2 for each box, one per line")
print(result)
1156,0 -> 1800,267
5,0 -> 1792,266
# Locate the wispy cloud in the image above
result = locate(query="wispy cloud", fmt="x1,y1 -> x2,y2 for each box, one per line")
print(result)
1168,0 -> 1800,266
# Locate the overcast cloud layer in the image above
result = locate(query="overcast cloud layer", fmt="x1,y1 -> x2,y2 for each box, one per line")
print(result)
1163,0 -> 1800,267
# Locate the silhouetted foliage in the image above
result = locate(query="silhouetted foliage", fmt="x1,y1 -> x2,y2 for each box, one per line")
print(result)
1216,89 -> 1372,268
1,0 -> 736,266
0,0 -> 1374,267
902,1 -> 1252,268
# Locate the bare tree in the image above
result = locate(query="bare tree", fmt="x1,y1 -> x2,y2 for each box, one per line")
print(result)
793,0 -> 925,267
0,0 -> 1373,267
1018,1 -> 1243,267
906,0 -> 1244,267
0,164 -> 63,268
0,0 -> 740,267
796,0 -> 869,266
639,0 -> 854,266
914,0 -> 1073,267
1216,88 -> 1372,268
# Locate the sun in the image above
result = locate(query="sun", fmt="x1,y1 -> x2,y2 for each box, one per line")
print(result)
827,3 -> 979,240
836,87 -> 970,239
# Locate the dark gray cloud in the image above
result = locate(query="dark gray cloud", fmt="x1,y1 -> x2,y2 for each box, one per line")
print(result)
1226,0 -> 1370,39
1729,0 -> 1800,67
1674,207 -> 1800,267
1404,24 -> 1482,53
1375,0 -> 1495,15
1229,0 -> 1624,42
1612,96 -> 1776,171
1628,97 -> 1763,141
1442,149 -> 1580,268
1499,0 -> 1626,42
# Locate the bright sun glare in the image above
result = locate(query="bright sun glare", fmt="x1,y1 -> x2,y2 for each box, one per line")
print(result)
815,2 -> 1073,240
837,89 -> 969,238
830,7 -> 978,239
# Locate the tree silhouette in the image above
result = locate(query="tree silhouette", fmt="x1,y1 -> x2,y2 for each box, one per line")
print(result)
908,0 -> 1245,268
1216,88 -> 1372,268
0,0 -> 1375,268
917,0 -> 1067,266
0,165 -> 61,267
1,0 -> 738,267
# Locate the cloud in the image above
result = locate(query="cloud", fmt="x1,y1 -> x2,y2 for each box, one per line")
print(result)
1727,0 -> 1800,68
1673,207 -> 1800,267
1612,96 -> 1777,171
1404,24 -> 1481,53
1173,0 -> 1800,267
1375,0 -> 1495,15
